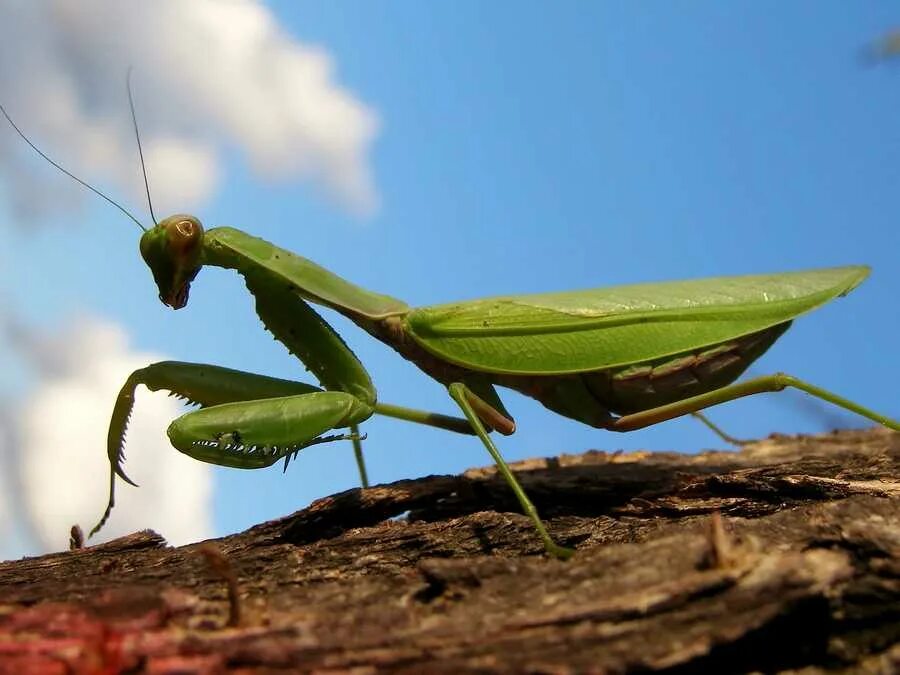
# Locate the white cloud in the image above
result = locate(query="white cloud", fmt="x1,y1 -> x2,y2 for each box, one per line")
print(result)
0,0 -> 379,221
2,316 -> 213,554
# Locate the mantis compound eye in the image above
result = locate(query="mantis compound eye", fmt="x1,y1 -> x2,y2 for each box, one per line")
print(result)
175,219 -> 195,236
167,217 -> 204,254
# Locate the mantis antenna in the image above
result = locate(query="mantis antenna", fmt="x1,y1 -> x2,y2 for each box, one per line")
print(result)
126,67 -> 158,227
0,86 -> 148,232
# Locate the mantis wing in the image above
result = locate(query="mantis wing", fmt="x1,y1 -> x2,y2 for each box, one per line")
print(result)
405,266 -> 869,375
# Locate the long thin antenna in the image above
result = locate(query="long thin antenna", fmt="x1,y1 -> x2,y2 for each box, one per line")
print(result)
126,68 -> 158,226
0,102 -> 147,232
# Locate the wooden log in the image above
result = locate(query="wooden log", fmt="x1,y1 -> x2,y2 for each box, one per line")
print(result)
0,428 -> 897,673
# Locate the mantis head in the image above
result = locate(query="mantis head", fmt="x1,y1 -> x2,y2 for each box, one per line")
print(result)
139,215 -> 205,309
3,80 -> 207,311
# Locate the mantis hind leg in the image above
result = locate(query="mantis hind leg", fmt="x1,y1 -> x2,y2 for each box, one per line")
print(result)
448,382 -> 574,560
611,373 -> 899,433
690,412 -> 751,446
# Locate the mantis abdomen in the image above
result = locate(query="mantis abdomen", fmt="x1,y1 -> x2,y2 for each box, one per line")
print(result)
586,321 -> 791,415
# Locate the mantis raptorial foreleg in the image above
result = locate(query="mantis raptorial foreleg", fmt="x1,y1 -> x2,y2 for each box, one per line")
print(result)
94,360 -> 474,536
166,390 -> 371,468
611,373 -> 900,433
96,361 -> 338,535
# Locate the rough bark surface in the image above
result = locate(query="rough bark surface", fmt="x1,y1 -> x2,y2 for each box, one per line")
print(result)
1,428 -> 898,674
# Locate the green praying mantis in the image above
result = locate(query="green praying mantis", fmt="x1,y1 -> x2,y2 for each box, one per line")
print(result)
2,96 -> 898,560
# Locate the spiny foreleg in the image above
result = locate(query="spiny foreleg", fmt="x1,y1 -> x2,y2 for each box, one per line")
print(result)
94,361 -> 334,537
94,361 -> 473,538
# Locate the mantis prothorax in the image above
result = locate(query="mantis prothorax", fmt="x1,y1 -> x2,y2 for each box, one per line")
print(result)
2,92 -> 897,560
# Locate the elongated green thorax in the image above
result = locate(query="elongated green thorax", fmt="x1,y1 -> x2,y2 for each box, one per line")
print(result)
201,227 -> 408,320
139,214 -> 205,309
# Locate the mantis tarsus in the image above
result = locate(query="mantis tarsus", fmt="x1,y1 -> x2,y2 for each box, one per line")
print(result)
2,99 -> 897,560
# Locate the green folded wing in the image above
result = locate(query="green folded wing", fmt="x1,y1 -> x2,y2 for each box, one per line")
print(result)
405,266 -> 869,375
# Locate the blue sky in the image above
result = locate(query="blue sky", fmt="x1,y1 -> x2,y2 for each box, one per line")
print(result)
0,1 -> 897,557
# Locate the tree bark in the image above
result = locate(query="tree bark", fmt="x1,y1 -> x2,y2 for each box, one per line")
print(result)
1,427 -> 898,674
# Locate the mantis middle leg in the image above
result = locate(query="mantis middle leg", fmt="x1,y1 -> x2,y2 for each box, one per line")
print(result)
448,382 -> 575,560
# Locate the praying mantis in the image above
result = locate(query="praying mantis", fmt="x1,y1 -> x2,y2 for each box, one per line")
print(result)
2,99 -> 898,560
